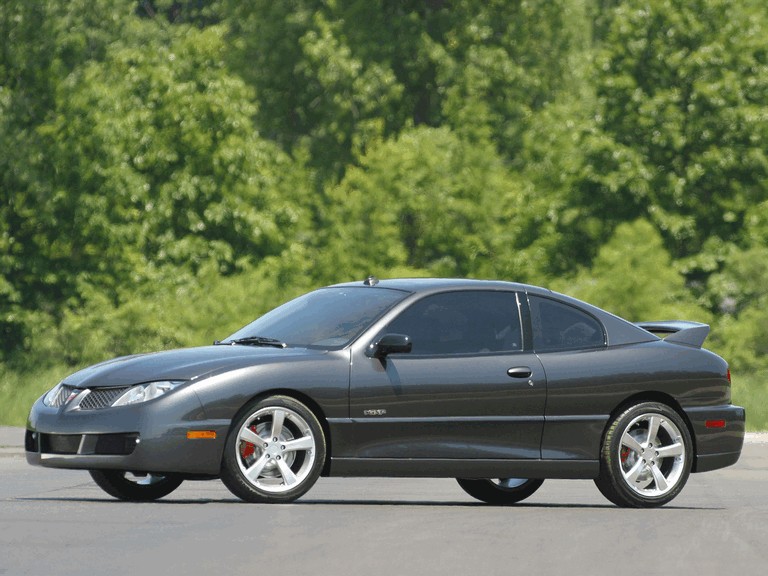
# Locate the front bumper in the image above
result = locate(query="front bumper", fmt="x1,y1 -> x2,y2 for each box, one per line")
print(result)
683,404 -> 746,473
25,385 -> 230,476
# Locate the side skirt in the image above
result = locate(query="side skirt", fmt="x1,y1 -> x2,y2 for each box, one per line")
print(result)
329,458 -> 599,479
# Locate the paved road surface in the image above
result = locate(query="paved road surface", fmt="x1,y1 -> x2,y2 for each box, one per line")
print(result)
1,427 -> 766,575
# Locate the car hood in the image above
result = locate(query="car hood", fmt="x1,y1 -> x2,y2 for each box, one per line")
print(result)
62,345 -> 327,388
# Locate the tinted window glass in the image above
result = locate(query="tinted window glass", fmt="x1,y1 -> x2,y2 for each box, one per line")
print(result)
386,291 -> 522,355
529,295 -> 605,352
226,287 -> 407,349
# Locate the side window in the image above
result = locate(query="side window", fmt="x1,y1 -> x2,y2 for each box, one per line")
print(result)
529,295 -> 605,352
386,291 -> 522,355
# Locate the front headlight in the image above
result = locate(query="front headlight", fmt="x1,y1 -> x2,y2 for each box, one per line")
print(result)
43,382 -> 66,407
111,381 -> 185,407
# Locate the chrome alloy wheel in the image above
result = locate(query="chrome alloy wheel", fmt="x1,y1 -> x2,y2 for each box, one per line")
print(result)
123,472 -> 168,486
494,478 -> 528,489
618,413 -> 686,498
235,406 -> 317,493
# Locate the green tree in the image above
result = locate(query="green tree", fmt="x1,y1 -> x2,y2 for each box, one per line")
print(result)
563,219 -> 710,322
1,1 -> 133,354
709,253 -> 768,371
705,201 -> 768,372
319,126 -> 530,280
1,4 -> 311,359
43,21 -> 309,279
223,0 -> 407,179
437,0 -> 591,162
579,0 -> 768,262
223,0 -> 591,179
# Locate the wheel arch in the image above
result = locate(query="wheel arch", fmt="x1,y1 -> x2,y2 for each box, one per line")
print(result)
225,388 -> 333,476
603,391 -> 698,460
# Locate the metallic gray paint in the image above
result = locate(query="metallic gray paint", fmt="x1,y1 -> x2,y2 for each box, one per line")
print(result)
26,278 -> 745,485
27,382 -> 227,474
328,457 -> 599,478
345,349 -> 546,459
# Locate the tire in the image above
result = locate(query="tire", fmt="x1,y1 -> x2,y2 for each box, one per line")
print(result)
221,395 -> 326,503
456,478 -> 544,505
594,402 -> 692,508
89,470 -> 183,501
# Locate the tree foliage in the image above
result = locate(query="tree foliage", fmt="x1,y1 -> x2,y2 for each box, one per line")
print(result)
578,0 -> 768,260
562,219 -> 709,322
1,0 -> 768,381
321,127 -> 528,279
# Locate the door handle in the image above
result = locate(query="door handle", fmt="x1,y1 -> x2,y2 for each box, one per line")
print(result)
507,366 -> 532,379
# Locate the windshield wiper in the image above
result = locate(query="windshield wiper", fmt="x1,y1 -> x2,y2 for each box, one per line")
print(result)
217,336 -> 287,349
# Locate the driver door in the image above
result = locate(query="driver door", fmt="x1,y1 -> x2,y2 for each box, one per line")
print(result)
346,290 -> 546,460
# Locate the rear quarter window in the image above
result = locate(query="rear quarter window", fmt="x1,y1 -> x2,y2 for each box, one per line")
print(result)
529,295 -> 606,352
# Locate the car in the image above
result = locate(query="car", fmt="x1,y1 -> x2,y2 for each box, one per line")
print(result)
26,277 -> 745,507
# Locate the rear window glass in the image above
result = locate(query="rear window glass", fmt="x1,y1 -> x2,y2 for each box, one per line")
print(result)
529,295 -> 605,352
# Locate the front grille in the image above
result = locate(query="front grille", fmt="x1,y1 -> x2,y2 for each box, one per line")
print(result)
94,433 -> 139,455
41,434 -> 81,454
47,385 -> 131,410
34,432 -> 139,456
78,387 -> 130,410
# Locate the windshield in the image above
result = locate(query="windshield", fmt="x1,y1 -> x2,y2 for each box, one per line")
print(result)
223,286 -> 409,349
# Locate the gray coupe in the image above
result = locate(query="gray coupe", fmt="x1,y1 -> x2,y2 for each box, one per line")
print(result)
26,278 -> 745,507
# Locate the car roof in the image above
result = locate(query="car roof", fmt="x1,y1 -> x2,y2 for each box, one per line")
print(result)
332,277 -> 554,296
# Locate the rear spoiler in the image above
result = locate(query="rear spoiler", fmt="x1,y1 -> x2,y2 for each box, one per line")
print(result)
635,321 -> 710,349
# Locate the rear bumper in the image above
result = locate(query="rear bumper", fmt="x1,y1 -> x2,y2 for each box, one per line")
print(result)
683,404 -> 746,473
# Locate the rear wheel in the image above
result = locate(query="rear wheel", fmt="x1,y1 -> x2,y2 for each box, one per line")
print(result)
89,470 -> 183,501
595,402 -> 692,508
221,395 -> 326,503
456,478 -> 544,505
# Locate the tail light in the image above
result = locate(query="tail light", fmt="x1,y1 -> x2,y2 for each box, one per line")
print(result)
705,419 -> 727,429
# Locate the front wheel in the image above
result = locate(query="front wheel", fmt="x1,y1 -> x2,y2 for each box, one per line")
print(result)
594,402 -> 692,508
221,395 -> 326,503
457,478 -> 544,505
89,470 -> 183,501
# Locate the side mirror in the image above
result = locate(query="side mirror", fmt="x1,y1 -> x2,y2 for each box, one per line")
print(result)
366,333 -> 412,358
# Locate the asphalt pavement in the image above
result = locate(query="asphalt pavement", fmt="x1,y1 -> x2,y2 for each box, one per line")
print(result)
0,427 -> 25,457
2,427 -> 767,576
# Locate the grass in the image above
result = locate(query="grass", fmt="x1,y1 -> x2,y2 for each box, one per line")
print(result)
731,370 -> 768,432
1,364 -> 766,431
0,365 -> 78,427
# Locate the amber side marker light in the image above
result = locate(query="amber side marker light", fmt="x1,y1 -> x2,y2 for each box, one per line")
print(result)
705,420 -> 726,429
187,430 -> 217,439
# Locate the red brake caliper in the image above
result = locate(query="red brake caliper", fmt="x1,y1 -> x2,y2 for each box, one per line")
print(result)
620,447 -> 630,464
240,425 -> 259,459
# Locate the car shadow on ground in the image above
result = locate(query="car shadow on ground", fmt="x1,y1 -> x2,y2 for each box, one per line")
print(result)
11,496 -> 718,510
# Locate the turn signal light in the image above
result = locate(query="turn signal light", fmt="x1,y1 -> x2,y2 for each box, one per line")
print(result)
187,430 -> 217,440
705,420 -> 726,429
